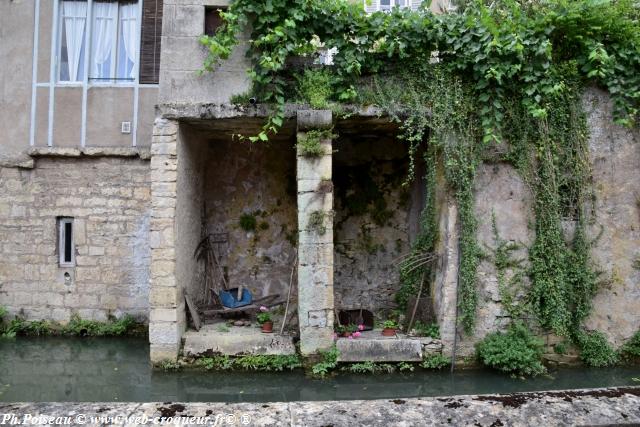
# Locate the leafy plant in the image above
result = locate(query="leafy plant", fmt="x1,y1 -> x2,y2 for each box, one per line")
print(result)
575,330 -> 619,367
382,319 -> 398,329
239,213 -> 257,232
311,345 -> 339,377
297,129 -> 334,157
256,307 -> 272,324
307,210 -> 327,235
411,321 -> 440,339
421,353 -> 449,370
63,314 -> 138,336
475,322 -> 546,377
620,330 -> 640,360
296,68 -> 334,109
554,341 -> 569,356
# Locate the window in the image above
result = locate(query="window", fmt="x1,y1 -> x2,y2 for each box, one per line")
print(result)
58,218 -> 75,267
58,0 -> 140,83
364,0 -> 417,13
204,7 -> 226,37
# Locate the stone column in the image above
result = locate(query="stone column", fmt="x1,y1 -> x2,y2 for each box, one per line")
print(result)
149,118 -> 184,363
296,110 -> 335,356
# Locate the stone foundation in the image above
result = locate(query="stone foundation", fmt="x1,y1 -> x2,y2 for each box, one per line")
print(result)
0,156 -> 150,323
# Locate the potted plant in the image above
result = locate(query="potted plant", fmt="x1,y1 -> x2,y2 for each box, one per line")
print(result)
257,306 -> 273,333
336,324 -> 361,338
381,320 -> 399,336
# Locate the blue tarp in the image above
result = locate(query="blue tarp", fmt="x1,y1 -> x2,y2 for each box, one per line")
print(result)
219,288 -> 253,308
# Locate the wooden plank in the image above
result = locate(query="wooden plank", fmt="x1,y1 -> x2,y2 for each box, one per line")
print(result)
184,293 -> 201,331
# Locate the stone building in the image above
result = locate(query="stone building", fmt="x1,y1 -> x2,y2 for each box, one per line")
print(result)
1,0 -> 638,363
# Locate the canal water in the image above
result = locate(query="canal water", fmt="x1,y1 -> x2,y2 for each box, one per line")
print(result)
0,337 -> 638,402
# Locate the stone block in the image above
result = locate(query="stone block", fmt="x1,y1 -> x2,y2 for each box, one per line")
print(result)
299,327 -> 334,356
337,336 -> 423,362
297,192 -> 333,216
297,110 -> 332,131
150,344 -> 180,363
150,287 -> 179,308
297,156 -> 332,181
149,321 -> 182,345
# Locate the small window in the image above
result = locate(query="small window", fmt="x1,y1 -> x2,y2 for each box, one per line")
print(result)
204,6 -> 226,37
58,218 -> 75,267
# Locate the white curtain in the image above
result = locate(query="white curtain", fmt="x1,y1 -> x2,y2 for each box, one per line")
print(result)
120,3 -> 138,79
62,1 -> 87,81
91,2 -> 117,78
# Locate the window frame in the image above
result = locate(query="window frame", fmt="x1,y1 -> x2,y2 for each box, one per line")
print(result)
58,217 -> 75,268
56,0 -> 141,85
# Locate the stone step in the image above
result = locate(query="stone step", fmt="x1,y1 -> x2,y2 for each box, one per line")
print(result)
336,333 -> 424,362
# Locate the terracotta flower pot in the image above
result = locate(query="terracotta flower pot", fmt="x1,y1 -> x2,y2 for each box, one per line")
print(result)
261,321 -> 273,333
381,328 -> 397,337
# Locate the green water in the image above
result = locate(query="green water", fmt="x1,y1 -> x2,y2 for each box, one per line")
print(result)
0,337 -> 638,402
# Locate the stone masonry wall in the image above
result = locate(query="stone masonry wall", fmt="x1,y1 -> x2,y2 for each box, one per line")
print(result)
333,136 -> 413,315
203,137 -> 298,307
0,157 -> 151,322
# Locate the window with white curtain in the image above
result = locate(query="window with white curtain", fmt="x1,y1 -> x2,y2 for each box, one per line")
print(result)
58,0 -> 139,83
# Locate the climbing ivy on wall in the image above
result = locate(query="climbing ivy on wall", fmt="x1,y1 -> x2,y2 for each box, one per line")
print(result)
201,0 -> 640,335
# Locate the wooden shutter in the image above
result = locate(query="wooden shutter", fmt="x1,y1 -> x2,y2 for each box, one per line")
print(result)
139,0 -> 163,84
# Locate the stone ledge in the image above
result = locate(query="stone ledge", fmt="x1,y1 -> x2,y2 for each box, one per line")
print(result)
337,333 -> 424,362
183,323 -> 296,356
4,387 -> 639,426
28,147 -> 151,160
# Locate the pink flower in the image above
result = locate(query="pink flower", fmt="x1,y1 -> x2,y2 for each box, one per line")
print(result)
353,331 -> 361,338
348,335 -> 354,340
358,324 -> 365,331
259,306 -> 268,312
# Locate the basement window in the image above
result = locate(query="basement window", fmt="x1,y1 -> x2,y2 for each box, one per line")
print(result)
204,6 -> 227,36
58,218 -> 75,267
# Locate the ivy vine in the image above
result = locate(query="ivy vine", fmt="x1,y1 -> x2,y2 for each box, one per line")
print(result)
201,0 -> 639,336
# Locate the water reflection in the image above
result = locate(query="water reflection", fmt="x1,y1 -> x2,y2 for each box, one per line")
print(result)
0,337 -> 638,402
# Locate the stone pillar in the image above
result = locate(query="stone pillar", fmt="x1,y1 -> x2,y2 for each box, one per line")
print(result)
149,118 -> 184,363
296,110 -> 335,355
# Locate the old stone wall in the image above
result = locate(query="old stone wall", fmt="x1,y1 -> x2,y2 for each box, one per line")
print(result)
436,88 -> 639,357
583,88 -> 640,346
0,157 -> 151,323
333,136 -> 413,315
202,135 -> 298,306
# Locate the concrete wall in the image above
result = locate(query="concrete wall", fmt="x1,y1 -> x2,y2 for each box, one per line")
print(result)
159,0 -> 251,105
0,157 -> 151,322
0,0 -> 158,159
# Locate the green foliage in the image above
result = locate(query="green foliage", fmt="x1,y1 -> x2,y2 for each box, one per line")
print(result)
311,346 -> 340,377
421,353 -> 450,370
489,213 -> 528,320
620,330 -> 640,360
198,354 -> 302,371
342,361 -> 396,374
159,360 -> 182,371
239,213 -> 257,232
575,330 -> 619,367
307,210 -> 327,235
256,311 -> 272,324
0,314 -> 139,338
554,341 -> 569,356
229,91 -> 253,105
411,321 -> 440,339
63,314 -> 138,336
296,68 -> 335,109
475,322 -> 546,377
382,319 -> 398,329
297,129 -> 334,157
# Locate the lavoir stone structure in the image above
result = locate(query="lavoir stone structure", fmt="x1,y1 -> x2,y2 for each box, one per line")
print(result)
1,0 -> 638,363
